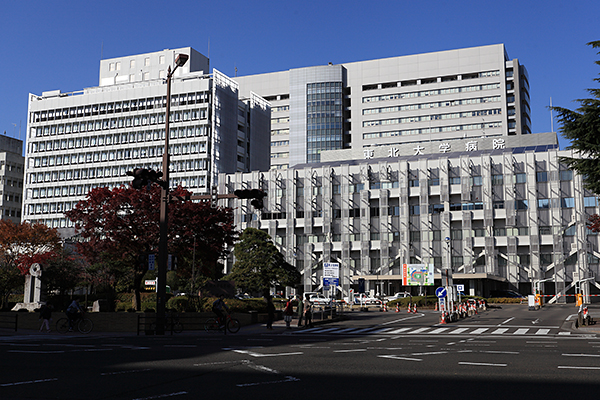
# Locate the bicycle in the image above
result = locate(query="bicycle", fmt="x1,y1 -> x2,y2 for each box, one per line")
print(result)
56,314 -> 94,334
204,313 -> 240,334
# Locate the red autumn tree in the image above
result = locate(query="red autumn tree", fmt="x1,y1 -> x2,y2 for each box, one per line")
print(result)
65,184 -> 237,310
0,220 -> 62,309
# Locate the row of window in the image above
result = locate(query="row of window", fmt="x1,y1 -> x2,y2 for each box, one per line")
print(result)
0,162 -> 23,173
32,109 -> 209,139
363,122 -> 502,139
363,109 -> 502,128
29,159 -> 210,188
361,70 -> 500,92
362,83 -> 501,104
363,96 -> 501,115
31,92 -> 210,123
31,142 -> 209,169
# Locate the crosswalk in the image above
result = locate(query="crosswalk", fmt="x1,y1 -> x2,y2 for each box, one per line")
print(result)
294,325 -> 565,336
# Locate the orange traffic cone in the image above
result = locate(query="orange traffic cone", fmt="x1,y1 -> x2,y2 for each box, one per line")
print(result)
440,312 -> 446,324
395,303 -> 400,313
434,302 -> 438,311
383,303 -> 388,312
413,303 -> 417,314
408,303 -> 411,313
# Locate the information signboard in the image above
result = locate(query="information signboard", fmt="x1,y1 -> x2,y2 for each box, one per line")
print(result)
402,264 -> 434,286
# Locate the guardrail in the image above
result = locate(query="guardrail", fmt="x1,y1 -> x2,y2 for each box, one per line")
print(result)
0,313 -> 18,332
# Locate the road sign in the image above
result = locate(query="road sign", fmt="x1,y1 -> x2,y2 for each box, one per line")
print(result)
435,287 -> 447,298
457,284 -> 465,293
323,277 -> 339,287
324,262 -> 340,278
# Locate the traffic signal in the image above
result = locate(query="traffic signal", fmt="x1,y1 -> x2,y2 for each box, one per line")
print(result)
127,168 -> 149,189
234,188 -> 266,210
127,168 -> 164,189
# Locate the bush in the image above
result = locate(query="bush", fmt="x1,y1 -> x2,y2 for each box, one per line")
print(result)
167,297 -> 189,312
486,297 -> 523,304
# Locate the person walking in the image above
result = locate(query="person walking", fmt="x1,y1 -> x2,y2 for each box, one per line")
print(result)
265,295 -> 275,330
39,304 -> 52,333
283,296 -> 294,329
296,295 -> 304,327
303,294 -> 313,328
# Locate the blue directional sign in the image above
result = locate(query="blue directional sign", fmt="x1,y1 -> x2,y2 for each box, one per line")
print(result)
435,287 -> 447,298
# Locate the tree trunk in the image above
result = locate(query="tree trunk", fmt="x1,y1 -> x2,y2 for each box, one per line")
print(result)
132,272 -> 144,311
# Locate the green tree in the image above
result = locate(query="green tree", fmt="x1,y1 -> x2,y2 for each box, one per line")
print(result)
226,228 -> 300,296
553,41 -> 600,194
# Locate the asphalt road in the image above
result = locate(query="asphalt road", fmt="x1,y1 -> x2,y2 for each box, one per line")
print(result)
2,304 -> 600,400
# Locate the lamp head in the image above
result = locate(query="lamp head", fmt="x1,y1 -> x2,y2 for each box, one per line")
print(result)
175,54 -> 189,67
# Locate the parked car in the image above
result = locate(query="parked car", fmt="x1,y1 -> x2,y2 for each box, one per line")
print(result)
385,292 -> 411,302
304,292 -> 332,305
347,293 -> 382,305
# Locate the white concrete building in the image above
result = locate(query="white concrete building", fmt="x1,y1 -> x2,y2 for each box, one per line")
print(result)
23,47 -> 270,236
0,135 -> 24,223
220,132 -> 600,301
235,43 -> 530,169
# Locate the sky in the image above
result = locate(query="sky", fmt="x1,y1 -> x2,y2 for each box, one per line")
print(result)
0,0 -> 598,152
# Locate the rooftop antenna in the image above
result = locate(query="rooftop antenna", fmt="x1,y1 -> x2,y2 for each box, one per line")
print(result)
550,97 -> 554,132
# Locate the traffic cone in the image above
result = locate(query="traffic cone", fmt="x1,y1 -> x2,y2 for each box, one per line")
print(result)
383,303 -> 388,312
413,303 -> 417,314
440,312 -> 446,324
408,303 -> 411,313
395,303 -> 400,313
434,302 -> 438,311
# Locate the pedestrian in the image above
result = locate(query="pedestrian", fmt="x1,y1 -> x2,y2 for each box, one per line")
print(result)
39,304 -> 52,333
296,295 -> 304,327
283,296 -> 294,329
303,294 -> 313,328
266,295 -> 275,330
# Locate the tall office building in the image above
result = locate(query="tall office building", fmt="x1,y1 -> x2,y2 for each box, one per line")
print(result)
234,44 -> 530,169
23,47 -> 270,237
0,135 -> 24,223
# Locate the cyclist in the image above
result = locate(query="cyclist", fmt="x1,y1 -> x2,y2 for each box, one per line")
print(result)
212,294 -> 230,328
66,299 -> 83,331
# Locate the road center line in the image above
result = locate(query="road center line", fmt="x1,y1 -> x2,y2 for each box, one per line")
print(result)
499,317 -> 515,325
562,353 -> 600,357
558,366 -> 600,370
378,355 -> 422,362
132,391 -> 188,400
334,349 -> 367,353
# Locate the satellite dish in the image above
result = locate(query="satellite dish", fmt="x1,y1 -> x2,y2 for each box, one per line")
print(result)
29,263 -> 42,277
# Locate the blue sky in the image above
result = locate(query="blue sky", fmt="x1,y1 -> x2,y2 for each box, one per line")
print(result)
0,0 -> 598,151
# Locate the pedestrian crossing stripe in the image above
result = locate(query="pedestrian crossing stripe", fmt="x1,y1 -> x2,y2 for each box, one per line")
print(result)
294,326 -> 563,336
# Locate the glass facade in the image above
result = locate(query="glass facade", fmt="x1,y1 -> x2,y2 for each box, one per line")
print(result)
306,82 -> 343,163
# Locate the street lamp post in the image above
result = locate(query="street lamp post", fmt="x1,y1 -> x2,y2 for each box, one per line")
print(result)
156,53 -> 189,334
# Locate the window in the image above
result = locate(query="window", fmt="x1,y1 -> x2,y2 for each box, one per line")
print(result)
450,230 -> 462,240
493,200 -> 505,209
515,173 -> 526,184
584,197 -> 597,207
560,170 -> 573,181
429,204 -> 444,214
561,198 -> 574,208
409,205 -> 420,215
536,171 -> 548,182
449,177 -> 461,185
492,175 -> 503,186
515,200 -> 528,210
538,199 -> 550,209
539,226 -> 552,235
471,176 -> 482,186
409,179 -> 419,187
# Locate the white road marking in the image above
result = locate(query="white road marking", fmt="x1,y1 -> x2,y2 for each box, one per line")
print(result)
513,328 -> 529,335
562,353 -> 600,357
334,349 -> 367,353
470,328 -> 489,335
7,350 -> 65,354
407,328 -> 430,334
448,328 -> 470,334
100,369 -> 151,376
132,391 -> 188,400
232,350 -> 303,357
499,317 -> 515,325
535,329 -> 550,335
482,350 -> 519,355
429,327 -> 450,334
236,376 -> 300,387
558,366 -> 600,370
458,362 -> 507,367
378,355 -> 422,362
490,328 -> 509,335
0,378 -> 58,387
387,327 -> 411,334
